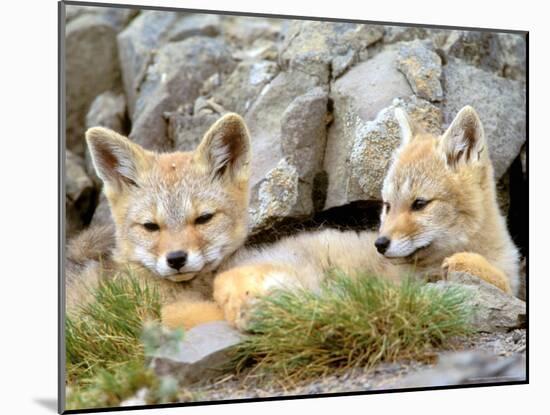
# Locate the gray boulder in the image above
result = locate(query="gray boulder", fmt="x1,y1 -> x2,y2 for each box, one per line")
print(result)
383,26 -> 429,44
397,40 -> 443,101
128,37 -> 236,151
249,158 -> 301,232
118,12 -> 227,120
117,11 -> 182,117
244,71 -> 329,231
280,21 -> 383,82
65,10 -> 131,155
166,13 -> 221,42
85,91 -> 127,133
223,17 -> 282,45
431,271 -> 526,333
441,58 -> 526,179
387,351 -> 525,389
210,60 -> 280,115
442,31 -> 526,81
65,4 -> 137,26
167,59 -> 279,154
168,111 -> 221,153
150,321 -> 243,386
324,49 -> 442,208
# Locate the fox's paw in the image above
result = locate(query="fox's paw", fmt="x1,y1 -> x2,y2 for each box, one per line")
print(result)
213,264 -> 295,331
161,301 -> 224,330
441,252 -> 512,294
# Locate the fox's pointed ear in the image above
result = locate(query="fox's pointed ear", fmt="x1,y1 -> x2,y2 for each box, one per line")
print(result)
394,108 -> 415,147
195,113 -> 251,182
438,106 -> 486,168
86,127 -> 151,189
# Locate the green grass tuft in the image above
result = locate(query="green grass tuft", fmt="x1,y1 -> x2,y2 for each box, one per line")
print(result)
65,269 -> 164,409
233,271 -> 473,384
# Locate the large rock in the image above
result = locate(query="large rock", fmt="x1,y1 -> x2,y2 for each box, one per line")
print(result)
441,58 -> 526,179
168,111 -> 222,153
150,321 -> 243,386
85,91 -> 127,133
66,151 -> 97,236
383,26 -> 429,44
431,272 -> 526,332
498,34 -> 527,81
65,4 -> 137,26
117,11 -> 183,117
323,49 -> 443,208
249,158 -> 301,232
128,37 -> 236,151
397,40 -> 443,101
387,352 -> 525,389
65,8 -> 132,155
244,71 -> 329,231
442,31 -> 526,81
167,59 -> 279,153
280,21 -> 383,82
118,12 -> 226,120
165,13 -> 221,42
210,60 -> 279,115
223,16 -> 282,45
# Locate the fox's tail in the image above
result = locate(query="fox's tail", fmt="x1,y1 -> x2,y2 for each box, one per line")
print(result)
65,225 -> 115,311
66,224 -> 115,269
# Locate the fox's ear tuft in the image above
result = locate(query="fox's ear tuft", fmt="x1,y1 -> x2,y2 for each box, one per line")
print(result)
195,113 -> 251,181
394,108 -> 414,147
439,106 -> 486,168
86,127 -> 150,189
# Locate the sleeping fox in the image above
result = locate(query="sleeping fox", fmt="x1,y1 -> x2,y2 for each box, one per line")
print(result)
66,113 -> 252,328
163,105 -> 521,330
70,106 -> 520,331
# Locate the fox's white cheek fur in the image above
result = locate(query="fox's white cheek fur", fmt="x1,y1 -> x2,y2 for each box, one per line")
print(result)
384,232 -> 435,258
155,257 -> 173,277
185,251 -> 206,272
384,238 -> 417,257
134,246 -> 158,274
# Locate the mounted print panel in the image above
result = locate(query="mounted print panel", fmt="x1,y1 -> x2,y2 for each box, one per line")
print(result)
60,1 -> 527,412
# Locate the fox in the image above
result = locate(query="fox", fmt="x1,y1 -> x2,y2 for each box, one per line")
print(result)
165,105 -> 521,331
66,113 -> 252,329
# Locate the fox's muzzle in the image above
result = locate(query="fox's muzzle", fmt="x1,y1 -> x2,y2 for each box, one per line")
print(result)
374,236 -> 391,254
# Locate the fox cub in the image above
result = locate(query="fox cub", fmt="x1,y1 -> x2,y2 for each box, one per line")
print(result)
170,105 -> 521,330
66,113 -> 252,328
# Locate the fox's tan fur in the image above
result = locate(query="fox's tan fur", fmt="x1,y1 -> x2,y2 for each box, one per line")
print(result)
167,106 -> 520,330
66,114 -> 252,328
69,106 -> 520,333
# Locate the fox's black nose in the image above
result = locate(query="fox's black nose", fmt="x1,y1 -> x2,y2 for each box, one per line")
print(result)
166,251 -> 187,270
375,237 -> 391,254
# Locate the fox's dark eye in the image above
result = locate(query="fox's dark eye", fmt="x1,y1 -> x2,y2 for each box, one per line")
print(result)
411,198 -> 430,211
143,222 -> 160,232
195,212 -> 214,225
383,202 -> 391,213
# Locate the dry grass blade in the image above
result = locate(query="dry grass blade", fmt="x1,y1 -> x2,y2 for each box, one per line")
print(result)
232,271 -> 472,385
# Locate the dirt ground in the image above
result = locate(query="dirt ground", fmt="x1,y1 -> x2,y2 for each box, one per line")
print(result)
179,329 -> 526,402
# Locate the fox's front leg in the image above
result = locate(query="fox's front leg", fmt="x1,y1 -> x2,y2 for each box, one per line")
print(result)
441,252 -> 511,294
213,264 -> 297,330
